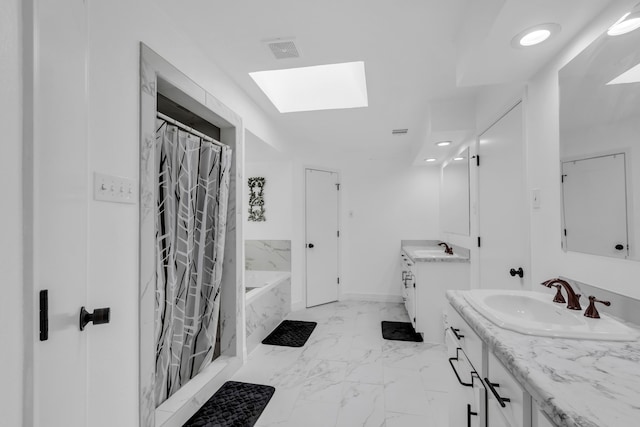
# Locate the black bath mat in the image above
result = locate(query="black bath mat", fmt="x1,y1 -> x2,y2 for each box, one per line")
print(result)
261,320 -> 317,347
381,321 -> 423,342
183,381 -> 275,427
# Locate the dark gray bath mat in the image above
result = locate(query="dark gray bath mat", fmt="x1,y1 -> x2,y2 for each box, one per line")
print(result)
182,381 -> 275,427
381,321 -> 424,342
261,320 -> 317,347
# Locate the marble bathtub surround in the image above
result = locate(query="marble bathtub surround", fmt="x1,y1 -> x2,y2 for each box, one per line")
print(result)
447,290 -> 640,427
246,275 -> 291,353
232,300 -> 449,427
245,240 -> 291,271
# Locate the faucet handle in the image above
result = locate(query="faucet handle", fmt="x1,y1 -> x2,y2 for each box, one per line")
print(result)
549,284 -> 566,304
584,296 -> 611,319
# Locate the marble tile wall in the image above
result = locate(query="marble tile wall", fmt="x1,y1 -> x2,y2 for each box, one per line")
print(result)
245,240 -> 291,271
246,277 -> 292,353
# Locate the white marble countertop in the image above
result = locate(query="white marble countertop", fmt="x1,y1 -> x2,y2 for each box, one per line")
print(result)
447,290 -> 640,427
402,245 -> 470,263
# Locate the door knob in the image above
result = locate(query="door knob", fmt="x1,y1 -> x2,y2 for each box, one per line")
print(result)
307,243 -> 314,248
509,267 -> 524,278
79,306 -> 110,331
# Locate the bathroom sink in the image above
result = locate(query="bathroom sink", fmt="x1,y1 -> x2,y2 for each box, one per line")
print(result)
463,290 -> 639,341
413,249 -> 461,258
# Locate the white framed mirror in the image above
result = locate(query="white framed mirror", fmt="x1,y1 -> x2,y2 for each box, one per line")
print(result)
559,23 -> 640,260
441,147 -> 470,235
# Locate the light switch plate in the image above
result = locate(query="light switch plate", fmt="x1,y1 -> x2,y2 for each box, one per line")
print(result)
532,188 -> 541,209
94,172 -> 136,204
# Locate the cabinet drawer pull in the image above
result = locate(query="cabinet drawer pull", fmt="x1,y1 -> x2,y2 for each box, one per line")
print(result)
467,404 -> 478,427
451,327 -> 465,340
484,378 -> 511,407
448,348 -> 473,387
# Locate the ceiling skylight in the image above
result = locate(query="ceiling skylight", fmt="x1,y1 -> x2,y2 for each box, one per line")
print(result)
249,61 -> 368,113
607,62 -> 640,85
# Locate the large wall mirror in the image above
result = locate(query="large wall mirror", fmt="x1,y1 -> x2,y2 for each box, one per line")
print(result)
441,147 -> 470,235
559,24 -> 640,260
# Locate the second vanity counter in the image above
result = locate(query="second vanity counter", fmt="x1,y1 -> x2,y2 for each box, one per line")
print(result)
401,240 -> 470,263
447,290 -> 640,427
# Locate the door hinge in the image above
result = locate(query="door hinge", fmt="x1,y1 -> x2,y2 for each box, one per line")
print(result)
336,183 -> 340,190
337,277 -> 340,284
413,317 -> 416,323
477,236 -> 481,247
413,283 -> 416,288
564,229 -> 567,236
337,230 -> 340,237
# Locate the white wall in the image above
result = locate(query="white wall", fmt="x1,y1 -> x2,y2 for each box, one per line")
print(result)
340,158 -> 440,299
289,150 -> 441,308
475,0 -> 640,299
244,161 -> 294,240
0,0 -> 23,425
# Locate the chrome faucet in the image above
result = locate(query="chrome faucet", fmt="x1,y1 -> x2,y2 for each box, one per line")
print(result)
541,278 -> 582,310
438,242 -> 453,255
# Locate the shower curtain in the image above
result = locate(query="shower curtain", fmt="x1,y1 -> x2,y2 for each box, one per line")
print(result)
154,118 -> 232,405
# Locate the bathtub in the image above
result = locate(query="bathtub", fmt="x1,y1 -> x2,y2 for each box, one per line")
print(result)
245,270 -> 291,353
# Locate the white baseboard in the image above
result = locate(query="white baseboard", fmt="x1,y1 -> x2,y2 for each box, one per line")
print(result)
340,293 -> 403,303
291,300 -> 306,311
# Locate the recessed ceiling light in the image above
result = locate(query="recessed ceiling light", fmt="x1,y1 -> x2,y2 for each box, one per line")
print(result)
392,129 -> 409,135
249,61 -> 368,113
424,158 -> 437,162
608,10 -> 640,36
454,157 -> 465,161
607,62 -> 640,85
436,141 -> 451,147
520,30 -> 551,46
511,23 -> 560,49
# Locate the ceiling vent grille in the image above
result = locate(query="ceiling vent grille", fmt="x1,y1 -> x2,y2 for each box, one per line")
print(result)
392,129 -> 409,135
266,40 -> 300,59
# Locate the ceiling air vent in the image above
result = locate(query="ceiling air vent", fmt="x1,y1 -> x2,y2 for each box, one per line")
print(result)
265,39 -> 300,59
392,129 -> 409,135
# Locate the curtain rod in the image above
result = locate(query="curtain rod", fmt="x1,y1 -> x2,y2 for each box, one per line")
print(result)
156,112 -> 224,148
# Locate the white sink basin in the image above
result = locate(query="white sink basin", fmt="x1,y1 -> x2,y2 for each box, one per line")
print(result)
413,249 -> 460,258
463,290 -> 639,341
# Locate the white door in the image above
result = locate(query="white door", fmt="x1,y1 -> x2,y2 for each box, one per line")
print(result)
478,102 -> 530,289
562,154 -> 628,258
305,168 -> 339,307
28,1 -> 89,425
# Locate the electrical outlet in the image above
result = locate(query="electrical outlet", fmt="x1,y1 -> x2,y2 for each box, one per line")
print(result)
94,172 -> 136,204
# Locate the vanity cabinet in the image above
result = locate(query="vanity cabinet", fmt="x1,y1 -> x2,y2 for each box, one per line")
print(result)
486,352 -> 532,427
400,252 -> 417,328
448,302 -> 552,427
446,310 -> 485,427
402,249 -> 470,342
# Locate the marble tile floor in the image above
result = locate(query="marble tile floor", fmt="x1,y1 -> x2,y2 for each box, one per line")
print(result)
230,300 -> 449,427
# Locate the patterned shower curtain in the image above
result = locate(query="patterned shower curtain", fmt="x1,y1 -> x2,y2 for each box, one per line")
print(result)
154,119 -> 232,405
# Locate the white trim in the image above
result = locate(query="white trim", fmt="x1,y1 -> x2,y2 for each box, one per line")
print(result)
303,166 -> 341,308
340,293 -> 404,304
291,300 -> 306,312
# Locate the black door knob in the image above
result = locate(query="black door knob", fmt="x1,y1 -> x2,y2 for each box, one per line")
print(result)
615,244 -> 624,251
509,267 -> 524,278
307,243 -> 314,248
79,306 -> 111,331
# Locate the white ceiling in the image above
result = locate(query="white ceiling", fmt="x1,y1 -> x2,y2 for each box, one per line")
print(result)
154,0 -> 614,164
